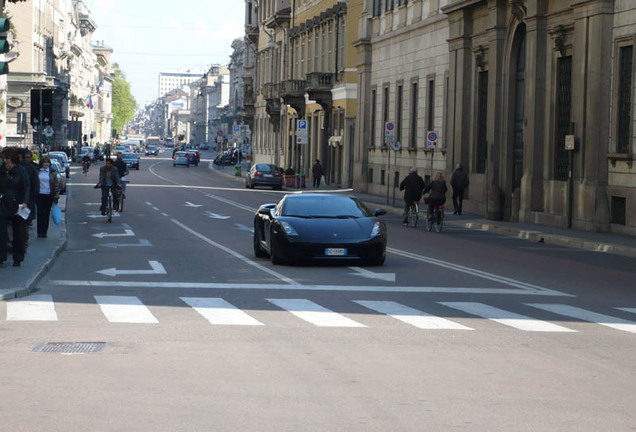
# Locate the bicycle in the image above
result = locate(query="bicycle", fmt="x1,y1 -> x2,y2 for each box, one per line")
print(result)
117,178 -> 128,212
407,201 -> 419,227
105,186 -> 114,223
426,203 -> 444,233
82,161 -> 90,175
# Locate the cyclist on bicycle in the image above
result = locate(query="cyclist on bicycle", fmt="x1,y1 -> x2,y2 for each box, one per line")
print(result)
96,158 -> 121,215
423,171 -> 448,221
81,153 -> 91,173
113,151 -> 129,196
399,167 -> 425,226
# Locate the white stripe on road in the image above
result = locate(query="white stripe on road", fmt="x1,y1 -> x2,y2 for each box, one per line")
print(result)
94,296 -> 158,323
267,299 -> 366,327
354,300 -> 472,330
170,218 -> 298,285
617,308 -> 636,315
439,302 -> 576,332
180,297 -> 263,326
527,304 -> 636,333
7,294 -> 58,321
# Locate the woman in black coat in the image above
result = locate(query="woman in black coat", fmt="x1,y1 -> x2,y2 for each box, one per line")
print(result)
0,147 -> 30,266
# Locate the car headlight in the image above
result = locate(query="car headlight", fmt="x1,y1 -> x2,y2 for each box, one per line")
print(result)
370,221 -> 382,238
280,221 -> 299,236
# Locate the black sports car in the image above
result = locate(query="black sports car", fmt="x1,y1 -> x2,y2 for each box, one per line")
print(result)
253,193 -> 388,265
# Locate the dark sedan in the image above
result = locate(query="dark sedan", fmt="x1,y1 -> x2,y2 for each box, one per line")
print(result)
122,152 -> 140,170
246,163 -> 283,190
253,194 -> 387,265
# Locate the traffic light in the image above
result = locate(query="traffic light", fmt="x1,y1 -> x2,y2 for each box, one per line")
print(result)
0,18 -> 10,75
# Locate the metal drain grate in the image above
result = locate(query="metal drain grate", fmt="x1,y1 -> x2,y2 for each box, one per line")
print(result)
33,342 -> 107,354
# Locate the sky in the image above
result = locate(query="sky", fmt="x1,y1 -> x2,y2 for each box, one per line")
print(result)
84,0 -> 246,107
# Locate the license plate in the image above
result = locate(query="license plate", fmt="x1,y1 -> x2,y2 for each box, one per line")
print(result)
325,248 -> 346,256
264,174 -> 273,178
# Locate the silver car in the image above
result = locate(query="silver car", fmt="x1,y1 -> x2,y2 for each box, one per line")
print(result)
48,159 -> 67,194
47,151 -> 70,178
173,151 -> 190,167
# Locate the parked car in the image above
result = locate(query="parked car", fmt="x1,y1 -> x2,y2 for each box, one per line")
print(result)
47,151 -> 70,178
245,163 -> 283,190
253,194 -> 388,265
173,151 -> 190,167
121,152 -> 140,170
48,159 -> 67,194
145,145 -> 159,156
200,143 -> 210,150
213,152 -> 236,166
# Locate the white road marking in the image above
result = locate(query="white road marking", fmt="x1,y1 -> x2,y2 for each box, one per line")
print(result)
92,229 -> 135,238
180,297 -> 263,326
387,247 -> 568,296
439,302 -> 576,332
349,267 -> 396,282
617,308 -> 636,314
96,260 -> 167,277
267,299 -> 366,327
161,212 -> 169,217
527,304 -> 636,333
204,211 -> 231,219
234,223 -> 254,233
170,218 -> 297,285
87,212 -> 120,218
354,300 -> 472,330
101,239 -> 152,248
7,294 -> 58,321
94,296 -> 158,323
184,202 -> 202,207
45,280 -> 569,295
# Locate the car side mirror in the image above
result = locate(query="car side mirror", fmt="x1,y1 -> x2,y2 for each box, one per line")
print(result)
258,207 -> 272,215
374,208 -> 387,216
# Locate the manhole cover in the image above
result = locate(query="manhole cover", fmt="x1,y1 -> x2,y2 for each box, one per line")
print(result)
33,342 -> 107,354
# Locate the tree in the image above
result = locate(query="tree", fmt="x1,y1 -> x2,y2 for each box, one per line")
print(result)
112,64 -> 136,134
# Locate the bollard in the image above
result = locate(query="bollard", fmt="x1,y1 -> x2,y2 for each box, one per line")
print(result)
234,164 -> 242,176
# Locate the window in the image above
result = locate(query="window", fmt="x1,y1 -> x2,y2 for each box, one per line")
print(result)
611,196 -> 626,225
427,79 -> 435,131
385,0 -> 394,12
368,168 -> 374,183
371,89 -> 377,146
617,45 -> 633,154
409,81 -> 418,148
372,0 -> 383,17
476,71 -> 488,173
396,84 -> 403,142
308,34 -> 312,73
339,19 -> 346,71
328,23 -> 333,71
314,29 -> 319,71
381,169 -> 386,185
383,85 -> 390,140
321,29 -> 326,71
301,36 -> 305,77
554,56 -> 572,181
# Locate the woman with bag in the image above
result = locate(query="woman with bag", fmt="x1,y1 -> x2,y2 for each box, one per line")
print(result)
35,156 -> 59,238
0,147 -> 30,266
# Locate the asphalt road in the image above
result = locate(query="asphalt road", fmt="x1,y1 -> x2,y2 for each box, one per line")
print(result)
1,148 -> 635,431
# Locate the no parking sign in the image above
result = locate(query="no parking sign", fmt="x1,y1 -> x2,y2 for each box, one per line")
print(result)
426,131 -> 438,149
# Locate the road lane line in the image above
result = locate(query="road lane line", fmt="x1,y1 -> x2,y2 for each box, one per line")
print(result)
170,218 -> 297,285
181,297 -> 263,326
267,299 -> 366,327
94,296 -> 159,323
527,304 -> 636,333
439,302 -> 576,332
7,294 -> 58,321
388,247 -> 567,295
354,300 -> 473,330
617,307 -> 636,315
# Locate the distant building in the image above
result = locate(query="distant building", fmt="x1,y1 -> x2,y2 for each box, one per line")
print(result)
158,70 -> 203,98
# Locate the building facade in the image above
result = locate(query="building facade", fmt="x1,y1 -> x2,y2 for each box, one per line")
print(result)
158,70 -> 203,99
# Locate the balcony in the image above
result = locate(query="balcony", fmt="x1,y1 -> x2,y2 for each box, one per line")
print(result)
305,72 -> 333,107
265,7 -> 291,29
243,83 -> 255,120
263,83 -> 281,129
280,79 -> 306,113
245,25 -> 259,44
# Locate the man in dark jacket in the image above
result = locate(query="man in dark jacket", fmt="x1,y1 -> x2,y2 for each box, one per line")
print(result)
0,147 -> 30,266
399,167 -> 425,226
312,159 -> 324,188
450,163 -> 469,215
18,148 -> 39,249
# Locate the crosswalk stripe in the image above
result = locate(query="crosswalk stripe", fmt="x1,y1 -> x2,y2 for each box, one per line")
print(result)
6,294 -> 58,321
267,299 -> 366,327
180,297 -> 264,326
527,304 -> 636,334
616,308 -> 636,315
439,302 -> 576,332
94,296 -> 158,324
354,300 -> 472,330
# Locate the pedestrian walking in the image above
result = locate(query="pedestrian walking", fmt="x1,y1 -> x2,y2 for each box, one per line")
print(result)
18,148 -> 39,248
35,156 -> 59,238
0,147 -> 30,266
450,163 -> 469,215
399,167 -> 425,226
312,159 -> 324,188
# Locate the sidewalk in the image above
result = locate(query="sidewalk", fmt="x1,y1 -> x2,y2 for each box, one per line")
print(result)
0,195 -> 67,300
211,161 -> 636,259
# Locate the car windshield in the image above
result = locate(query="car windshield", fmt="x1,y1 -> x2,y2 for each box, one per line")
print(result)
122,153 -> 136,159
147,145 -> 157,150
281,195 -> 370,218
176,152 -> 187,156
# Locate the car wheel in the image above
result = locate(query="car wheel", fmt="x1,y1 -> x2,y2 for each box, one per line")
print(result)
269,235 -> 283,265
253,229 -> 268,258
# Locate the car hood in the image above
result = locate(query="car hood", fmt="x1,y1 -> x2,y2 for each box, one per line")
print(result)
278,216 -> 378,240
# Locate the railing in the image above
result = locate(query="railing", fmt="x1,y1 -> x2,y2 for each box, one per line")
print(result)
262,82 -> 280,100
280,80 -> 306,97
305,72 -> 333,91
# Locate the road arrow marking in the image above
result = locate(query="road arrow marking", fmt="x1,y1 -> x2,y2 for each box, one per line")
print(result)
83,203 -> 101,206
91,223 -> 131,230
234,223 -> 254,233
185,202 -> 202,207
87,212 -> 120,219
92,229 -> 135,238
101,239 -> 152,249
97,260 -> 166,277
349,267 -> 396,283
204,211 -> 230,220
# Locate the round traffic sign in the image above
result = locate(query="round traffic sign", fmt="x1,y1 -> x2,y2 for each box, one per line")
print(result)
392,140 -> 401,151
427,131 -> 437,141
44,126 -> 54,137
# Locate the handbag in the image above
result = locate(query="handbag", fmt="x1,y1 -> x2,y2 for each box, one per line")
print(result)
51,204 -> 61,225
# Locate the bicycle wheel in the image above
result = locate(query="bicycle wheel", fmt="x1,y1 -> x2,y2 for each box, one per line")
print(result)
434,206 -> 444,233
408,203 -> 418,227
425,207 -> 433,232
118,195 -> 124,212
107,193 -> 113,223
